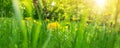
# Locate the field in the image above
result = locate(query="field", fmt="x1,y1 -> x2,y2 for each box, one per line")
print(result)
0,0 -> 120,48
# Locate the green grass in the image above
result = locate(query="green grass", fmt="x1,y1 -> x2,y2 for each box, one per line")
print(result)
0,0 -> 120,48
0,18 -> 120,48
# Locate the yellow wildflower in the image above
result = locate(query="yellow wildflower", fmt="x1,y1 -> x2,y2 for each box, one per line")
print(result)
72,17 -> 77,21
25,17 -> 32,21
47,22 -> 60,30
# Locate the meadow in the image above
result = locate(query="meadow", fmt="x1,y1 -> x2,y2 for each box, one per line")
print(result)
0,0 -> 120,48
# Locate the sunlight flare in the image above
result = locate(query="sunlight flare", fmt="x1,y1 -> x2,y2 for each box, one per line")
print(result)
95,0 -> 106,7
51,1 -> 55,6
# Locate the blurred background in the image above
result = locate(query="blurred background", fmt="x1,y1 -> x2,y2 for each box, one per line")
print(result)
0,0 -> 120,48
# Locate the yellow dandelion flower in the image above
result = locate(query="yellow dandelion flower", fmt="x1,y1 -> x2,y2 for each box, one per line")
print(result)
72,17 -> 77,21
25,17 -> 32,21
47,22 -> 60,30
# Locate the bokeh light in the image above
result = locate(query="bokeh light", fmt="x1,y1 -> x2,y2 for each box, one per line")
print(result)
95,0 -> 106,8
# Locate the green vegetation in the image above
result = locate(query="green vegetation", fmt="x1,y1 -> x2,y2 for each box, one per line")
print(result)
0,0 -> 120,48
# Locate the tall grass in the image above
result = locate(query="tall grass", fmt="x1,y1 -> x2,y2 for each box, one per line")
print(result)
0,0 -> 120,48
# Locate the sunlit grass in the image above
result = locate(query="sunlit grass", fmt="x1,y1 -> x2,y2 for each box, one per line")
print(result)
0,0 -> 120,48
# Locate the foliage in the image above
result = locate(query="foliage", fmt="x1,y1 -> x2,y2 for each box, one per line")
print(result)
0,0 -> 120,48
